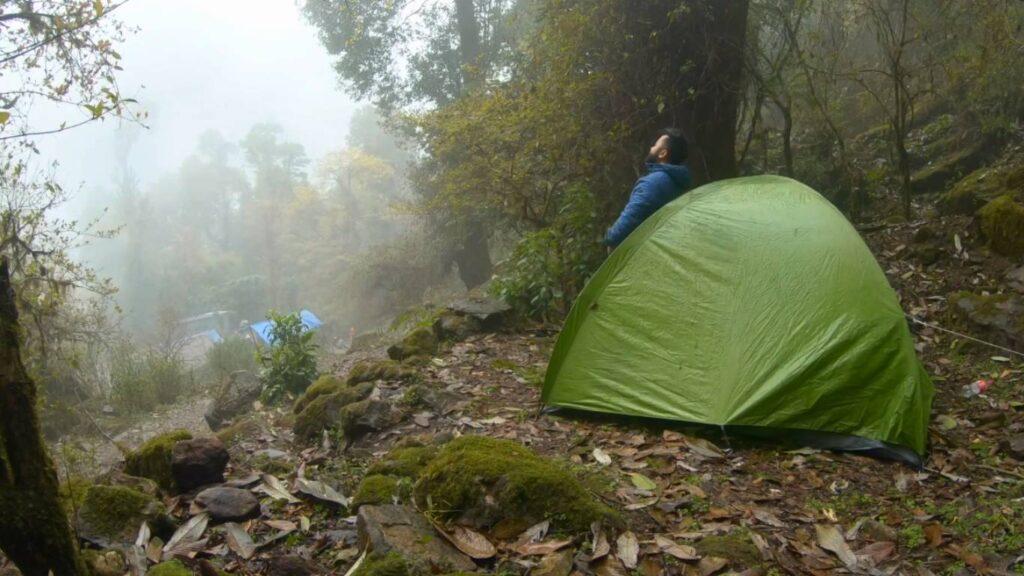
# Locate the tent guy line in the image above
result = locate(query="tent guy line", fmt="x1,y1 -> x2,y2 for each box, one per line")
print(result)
906,314 -> 1024,360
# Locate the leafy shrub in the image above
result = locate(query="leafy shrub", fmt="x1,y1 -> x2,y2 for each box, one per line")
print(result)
110,343 -> 191,413
492,186 -> 605,319
257,311 -> 319,404
202,336 -> 258,383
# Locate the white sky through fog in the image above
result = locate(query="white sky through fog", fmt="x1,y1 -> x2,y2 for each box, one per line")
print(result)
32,0 -> 358,209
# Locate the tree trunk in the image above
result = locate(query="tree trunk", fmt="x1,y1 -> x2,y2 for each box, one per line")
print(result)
453,219 -> 493,289
451,0 -> 492,289
780,103 -> 794,177
0,258 -> 87,576
689,0 -> 750,183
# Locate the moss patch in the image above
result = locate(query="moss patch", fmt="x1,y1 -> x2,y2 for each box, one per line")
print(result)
352,552 -> 409,576
368,446 -> 437,478
293,381 -> 375,441
58,476 -> 92,517
347,359 -> 412,385
694,531 -> 763,568
979,195 -> 1024,257
293,374 -> 347,414
215,416 -> 261,444
146,560 -> 193,576
124,430 -> 192,492
352,475 -> 403,508
81,549 -> 126,576
78,485 -> 166,544
414,435 -> 619,535
387,327 -> 438,361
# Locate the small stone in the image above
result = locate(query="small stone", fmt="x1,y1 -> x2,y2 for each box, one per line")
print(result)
205,370 -> 262,430
195,486 -> 260,522
171,437 -> 229,492
357,505 -> 475,572
266,555 -> 320,576
1000,434 -> 1024,459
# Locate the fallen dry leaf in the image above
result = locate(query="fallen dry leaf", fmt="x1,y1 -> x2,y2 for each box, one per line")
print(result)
294,477 -> 348,507
698,556 -> 728,576
163,512 -> 209,553
516,538 -> 574,556
223,522 -> 256,560
923,522 -> 943,548
616,531 -> 639,569
655,535 -> 699,560
444,525 -> 496,560
815,524 -> 857,569
592,447 -> 612,466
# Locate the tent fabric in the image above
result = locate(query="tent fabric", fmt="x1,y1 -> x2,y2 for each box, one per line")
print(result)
250,309 -> 323,345
542,175 -> 933,462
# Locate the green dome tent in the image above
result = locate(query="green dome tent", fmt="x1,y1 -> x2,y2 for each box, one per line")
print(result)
542,175 -> 933,464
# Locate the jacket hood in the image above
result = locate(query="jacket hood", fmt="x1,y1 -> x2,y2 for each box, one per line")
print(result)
646,162 -> 691,187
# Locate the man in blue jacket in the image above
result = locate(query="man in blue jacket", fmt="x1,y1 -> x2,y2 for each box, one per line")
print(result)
604,128 -> 692,248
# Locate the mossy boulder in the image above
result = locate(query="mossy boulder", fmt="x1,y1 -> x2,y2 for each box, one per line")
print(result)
215,415 -> 262,445
93,469 -> 161,498
368,446 -> 437,478
352,475 -> 404,508
293,381 -> 375,441
347,359 -> 414,386
293,374 -> 347,414
76,485 -> 172,547
146,560 -> 193,576
948,291 -> 1024,342
414,436 -> 619,535
979,195 -> 1024,257
339,399 -> 394,440
124,430 -> 192,492
939,159 -> 1024,215
694,531 -> 764,569
387,328 -> 438,361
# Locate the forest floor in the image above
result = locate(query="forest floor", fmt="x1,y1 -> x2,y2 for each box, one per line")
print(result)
35,201 -> 1024,576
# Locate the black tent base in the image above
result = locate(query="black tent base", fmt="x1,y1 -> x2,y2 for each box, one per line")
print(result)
541,406 -> 924,468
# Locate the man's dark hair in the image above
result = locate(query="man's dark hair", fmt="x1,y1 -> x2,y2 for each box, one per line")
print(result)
658,128 -> 689,164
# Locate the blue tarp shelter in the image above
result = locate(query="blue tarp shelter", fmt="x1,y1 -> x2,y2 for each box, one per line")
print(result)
249,309 -> 323,346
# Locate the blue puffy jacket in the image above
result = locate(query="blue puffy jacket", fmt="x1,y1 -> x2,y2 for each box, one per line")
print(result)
604,162 -> 692,247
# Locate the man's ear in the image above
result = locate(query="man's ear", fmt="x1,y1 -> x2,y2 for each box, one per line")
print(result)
658,148 -> 669,162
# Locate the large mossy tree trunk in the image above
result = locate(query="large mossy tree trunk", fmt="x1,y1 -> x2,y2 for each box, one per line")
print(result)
0,258 -> 87,576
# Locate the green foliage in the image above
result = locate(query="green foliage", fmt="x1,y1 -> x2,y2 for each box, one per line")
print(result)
146,560 -> 193,576
492,186 -> 605,319
257,311 -> 319,404
202,337 -> 258,384
110,343 -> 192,413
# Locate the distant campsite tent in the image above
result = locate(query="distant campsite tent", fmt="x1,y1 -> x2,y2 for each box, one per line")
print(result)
249,310 -> 323,346
542,176 -> 933,464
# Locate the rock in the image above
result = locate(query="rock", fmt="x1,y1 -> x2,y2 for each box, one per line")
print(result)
387,327 -> 438,361
911,226 -> 936,243
910,244 -> 942,266
339,399 -> 394,440
195,486 -> 260,522
125,430 -> 193,493
979,195 -> 1024,257
293,381 -> 375,441
413,435 -> 619,535
293,374 -> 346,414
1000,434 -> 1024,459
82,549 -> 126,576
171,437 -> 229,492
347,359 -> 414,386
949,291 -> 1024,344
357,505 -> 476,572
433,296 -> 512,342
368,446 -> 437,478
266,555 -> 320,576
205,370 -> 262,430
93,469 -> 161,498
77,485 -> 173,548
1008,266 -> 1024,293
693,532 -> 763,569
